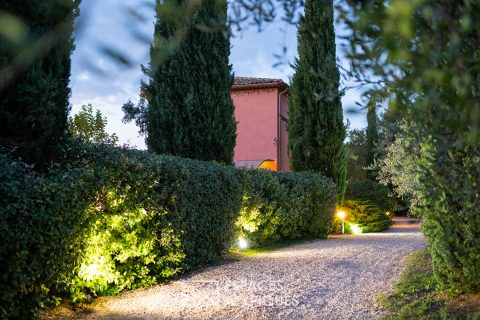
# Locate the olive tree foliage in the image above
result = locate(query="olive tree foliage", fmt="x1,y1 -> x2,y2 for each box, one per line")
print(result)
337,0 -> 480,293
337,0 -> 480,144
376,123 -> 428,213
229,0 -> 304,30
68,104 -> 118,145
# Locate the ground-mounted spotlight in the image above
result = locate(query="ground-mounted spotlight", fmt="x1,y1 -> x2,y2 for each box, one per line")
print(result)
349,224 -> 363,235
238,237 -> 249,250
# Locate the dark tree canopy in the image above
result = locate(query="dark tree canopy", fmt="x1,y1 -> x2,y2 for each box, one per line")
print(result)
0,0 -> 80,167
288,0 -> 347,200
123,0 -> 237,164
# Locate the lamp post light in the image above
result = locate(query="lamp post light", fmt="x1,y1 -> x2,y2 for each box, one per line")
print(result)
337,210 -> 345,234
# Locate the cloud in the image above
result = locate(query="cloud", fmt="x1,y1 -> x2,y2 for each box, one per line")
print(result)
233,51 -> 294,82
77,71 -> 91,81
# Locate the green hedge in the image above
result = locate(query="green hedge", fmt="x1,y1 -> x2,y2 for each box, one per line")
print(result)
342,181 -> 395,233
346,180 -> 396,214
237,170 -> 336,246
420,154 -> 480,294
0,152 -> 94,319
334,200 -> 392,233
0,144 -> 337,318
0,145 -> 242,318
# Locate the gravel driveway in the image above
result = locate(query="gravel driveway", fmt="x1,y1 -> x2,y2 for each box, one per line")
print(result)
49,217 -> 426,320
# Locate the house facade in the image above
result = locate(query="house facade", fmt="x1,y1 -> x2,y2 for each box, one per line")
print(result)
231,77 -> 290,172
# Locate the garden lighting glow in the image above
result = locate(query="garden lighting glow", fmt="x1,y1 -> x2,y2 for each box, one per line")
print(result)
349,224 -> 363,235
337,210 -> 345,233
238,237 -> 249,250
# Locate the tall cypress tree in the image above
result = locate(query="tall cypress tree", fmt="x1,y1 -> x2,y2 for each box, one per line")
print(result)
366,104 -> 379,180
125,0 -> 236,164
288,0 -> 347,200
0,1 -> 80,167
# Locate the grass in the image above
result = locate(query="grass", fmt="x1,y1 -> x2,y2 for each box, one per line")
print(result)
379,249 -> 480,319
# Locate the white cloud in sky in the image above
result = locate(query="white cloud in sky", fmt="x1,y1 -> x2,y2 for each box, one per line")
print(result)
76,71 -> 91,81
233,50 -> 294,81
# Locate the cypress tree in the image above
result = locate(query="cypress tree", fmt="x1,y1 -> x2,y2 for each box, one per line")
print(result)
0,1 -> 80,167
128,0 -> 236,164
288,0 -> 347,200
366,104 -> 379,180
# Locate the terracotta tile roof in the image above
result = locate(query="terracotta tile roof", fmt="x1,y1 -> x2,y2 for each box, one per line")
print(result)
234,77 -> 284,86
232,77 -> 288,90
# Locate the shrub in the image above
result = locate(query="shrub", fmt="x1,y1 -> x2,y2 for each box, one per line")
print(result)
277,172 -> 337,240
0,145 -> 243,318
0,151 -> 95,319
237,170 -> 337,246
346,180 -> 396,214
236,170 -> 283,245
0,144 -> 337,318
420,154 -> 480,294
334,200 -> 392,234
64,144 -> 244,298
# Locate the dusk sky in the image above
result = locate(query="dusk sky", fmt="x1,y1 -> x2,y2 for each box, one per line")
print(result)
71,0 -> 366,149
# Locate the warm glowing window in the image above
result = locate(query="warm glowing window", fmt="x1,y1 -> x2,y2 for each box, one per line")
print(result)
258,159 -> 277,171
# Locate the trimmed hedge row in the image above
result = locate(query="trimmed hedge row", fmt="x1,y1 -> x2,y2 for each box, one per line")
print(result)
0,146 -> 242,318
237,170 -> 336,246
0,144 -> 336,318
0,152 -> 93,318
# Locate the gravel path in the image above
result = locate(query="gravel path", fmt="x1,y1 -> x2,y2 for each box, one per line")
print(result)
50,217 -> 426,320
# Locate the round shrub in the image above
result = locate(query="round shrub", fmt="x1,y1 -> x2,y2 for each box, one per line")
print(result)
334,200 -> 393,234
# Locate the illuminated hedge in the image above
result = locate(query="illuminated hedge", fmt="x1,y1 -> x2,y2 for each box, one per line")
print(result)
66,145 -> 244,299
0,145 -> 336,318
0,146 -> 242,318
333,200 -> 392,234
237,170 -> 337,246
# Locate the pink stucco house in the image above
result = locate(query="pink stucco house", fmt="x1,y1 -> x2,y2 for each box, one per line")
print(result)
231,77 -> 290,172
